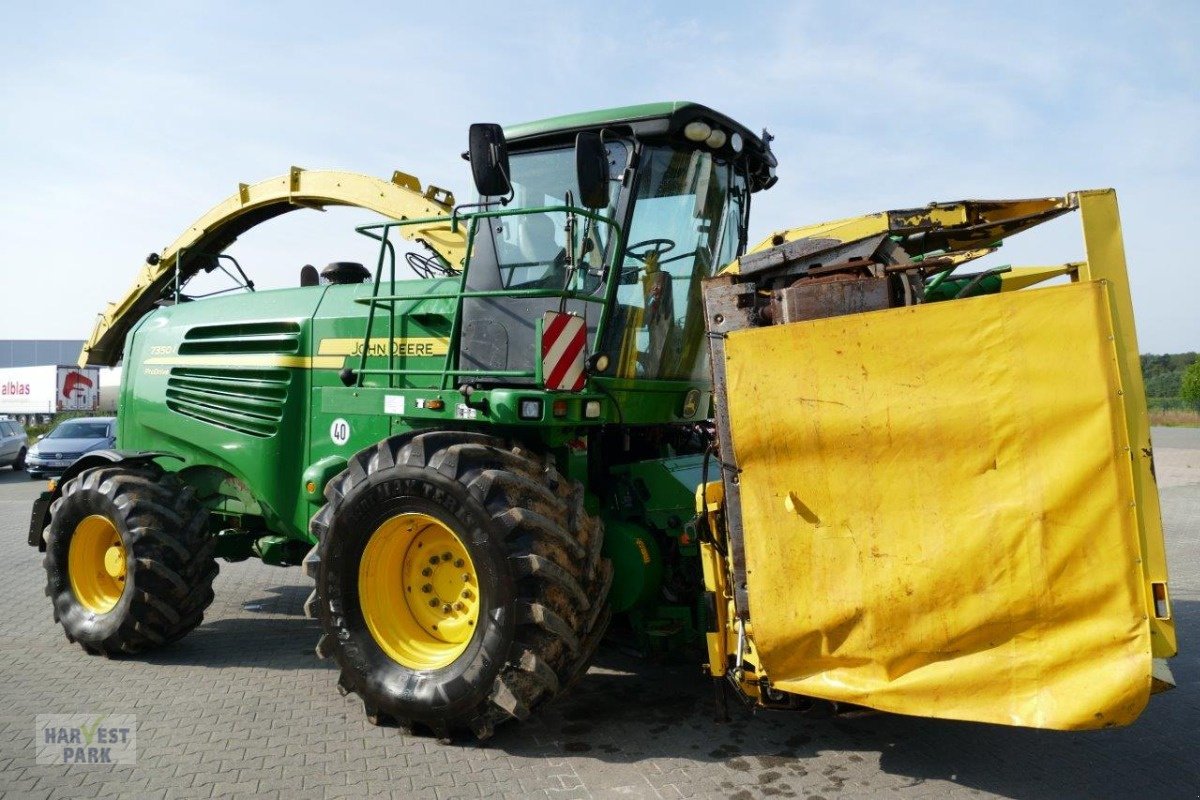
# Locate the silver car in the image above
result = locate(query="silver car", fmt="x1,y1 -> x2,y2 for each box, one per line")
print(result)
0,418 -> 27,471
26,417 -> 116,479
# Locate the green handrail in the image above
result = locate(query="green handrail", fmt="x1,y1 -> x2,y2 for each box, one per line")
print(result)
352,203 -> 622,390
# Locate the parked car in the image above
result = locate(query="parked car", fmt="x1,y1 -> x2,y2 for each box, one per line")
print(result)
0,417 -> 27,471
26,417 -> 116,479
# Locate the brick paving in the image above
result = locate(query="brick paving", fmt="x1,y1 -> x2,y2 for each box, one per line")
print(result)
0,429 -> 1197,798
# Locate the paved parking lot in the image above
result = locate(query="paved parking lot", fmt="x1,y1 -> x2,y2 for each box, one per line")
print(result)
1,429 -> 1197,799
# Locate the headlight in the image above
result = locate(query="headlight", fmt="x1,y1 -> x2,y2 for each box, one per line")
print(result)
518,399 -> 543,420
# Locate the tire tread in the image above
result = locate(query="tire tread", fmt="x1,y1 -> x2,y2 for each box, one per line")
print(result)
311,432 -> 611,740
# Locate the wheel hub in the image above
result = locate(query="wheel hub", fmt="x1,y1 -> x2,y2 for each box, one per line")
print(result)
359,512 -> 480,670
103,546 -> 126,579
68,515 -> 126,614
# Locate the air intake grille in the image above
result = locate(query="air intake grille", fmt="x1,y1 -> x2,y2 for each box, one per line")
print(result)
166,368 -> 290,438
178,321 -> 301,356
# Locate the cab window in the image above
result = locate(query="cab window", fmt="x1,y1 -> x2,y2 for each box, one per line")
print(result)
603,146 -> 745,381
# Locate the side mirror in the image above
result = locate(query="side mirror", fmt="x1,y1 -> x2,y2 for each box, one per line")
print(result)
37,434 -> 45,441
468,123 -> 511,197
575,132 -> 610,209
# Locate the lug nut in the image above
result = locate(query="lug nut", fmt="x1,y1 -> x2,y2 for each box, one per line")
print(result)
462,589 -> 473,600
462,573 -> 471,582
422,567 -> 432,577
442,603 -> 452,614
421,584 -> 433,593
441,552 -> 452,561
455,602 -> 465,611
454,559 -> 464,568
429,598 -> 439,607
429,556 -> 439,565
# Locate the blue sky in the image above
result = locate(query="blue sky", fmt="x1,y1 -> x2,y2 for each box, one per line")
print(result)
2,1 -> 1197,352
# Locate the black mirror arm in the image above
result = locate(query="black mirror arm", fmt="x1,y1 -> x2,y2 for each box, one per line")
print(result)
450,174 -> 514,233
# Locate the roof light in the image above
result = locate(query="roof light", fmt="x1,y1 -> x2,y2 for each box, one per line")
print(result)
683,120 -> 712,142
730,132 -> 743,153
706,129 -> 727,149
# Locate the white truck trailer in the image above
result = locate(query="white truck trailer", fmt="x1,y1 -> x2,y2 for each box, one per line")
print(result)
0,365 -> 108,423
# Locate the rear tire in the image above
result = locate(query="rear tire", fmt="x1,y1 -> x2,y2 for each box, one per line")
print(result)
307,431 -> 611,740
43,465 -> 218,655
12,448 -> 25,470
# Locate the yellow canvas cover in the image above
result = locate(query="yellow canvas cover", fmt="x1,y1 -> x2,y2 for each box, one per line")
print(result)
723,281 -> 1152,729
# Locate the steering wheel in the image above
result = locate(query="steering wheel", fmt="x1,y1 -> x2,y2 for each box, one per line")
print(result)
625,238 -> 677,263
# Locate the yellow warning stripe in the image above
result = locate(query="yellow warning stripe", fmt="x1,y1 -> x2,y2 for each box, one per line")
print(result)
317,337 -> 449,357
143,354 -> 345,369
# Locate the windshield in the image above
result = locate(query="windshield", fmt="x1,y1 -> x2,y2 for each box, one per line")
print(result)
602,145 -> 745,382
48,421 -> 110,440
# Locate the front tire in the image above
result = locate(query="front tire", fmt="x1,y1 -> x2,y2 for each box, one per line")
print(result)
43,465 -> 218,655
308,431 -> 611,740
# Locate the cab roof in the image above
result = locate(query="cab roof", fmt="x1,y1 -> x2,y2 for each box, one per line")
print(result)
504,101 -> 778,191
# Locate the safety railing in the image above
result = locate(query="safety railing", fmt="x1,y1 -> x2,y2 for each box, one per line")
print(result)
351,204 -> 621,390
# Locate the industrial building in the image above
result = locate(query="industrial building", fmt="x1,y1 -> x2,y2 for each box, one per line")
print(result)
0,340 -> 85,369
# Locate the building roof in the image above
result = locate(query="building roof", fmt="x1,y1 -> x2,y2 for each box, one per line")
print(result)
0,340 -> 85,369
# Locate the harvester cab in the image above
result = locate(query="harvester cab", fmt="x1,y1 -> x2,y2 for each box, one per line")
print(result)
30,101 -> 1175,742
402,104 -> 775,416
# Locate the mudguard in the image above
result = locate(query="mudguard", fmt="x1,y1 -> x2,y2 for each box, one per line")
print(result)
27,450 -> 180,550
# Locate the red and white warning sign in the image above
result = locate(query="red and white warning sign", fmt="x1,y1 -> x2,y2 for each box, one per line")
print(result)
540,311 -> 587,391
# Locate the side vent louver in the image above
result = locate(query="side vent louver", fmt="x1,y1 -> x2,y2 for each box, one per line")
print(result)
166,367 -> 291,438
178,321 -> 301,355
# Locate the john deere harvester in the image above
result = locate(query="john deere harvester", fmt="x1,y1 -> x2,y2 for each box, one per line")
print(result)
31,102 -> 1175,739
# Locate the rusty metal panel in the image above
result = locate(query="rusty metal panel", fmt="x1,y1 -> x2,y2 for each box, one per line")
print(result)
776,276 -> 890,323
702,276 -> 758,620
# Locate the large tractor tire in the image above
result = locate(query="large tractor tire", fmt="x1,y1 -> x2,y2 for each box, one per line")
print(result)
306,431 -> 612,740
43,465 -> 218,655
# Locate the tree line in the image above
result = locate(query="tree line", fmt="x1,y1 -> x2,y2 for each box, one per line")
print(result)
1142,352 -> 1200,410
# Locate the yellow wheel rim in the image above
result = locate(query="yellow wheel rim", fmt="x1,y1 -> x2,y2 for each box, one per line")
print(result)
68,515 -> 127,614
358,512 -> 481,670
